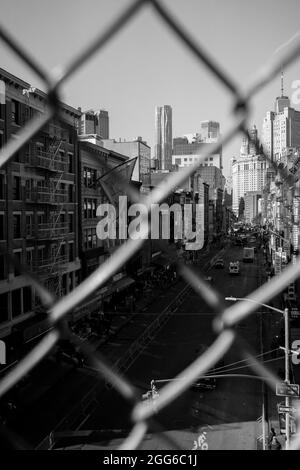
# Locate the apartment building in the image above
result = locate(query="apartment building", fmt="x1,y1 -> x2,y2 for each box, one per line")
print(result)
0,68 -> 81,355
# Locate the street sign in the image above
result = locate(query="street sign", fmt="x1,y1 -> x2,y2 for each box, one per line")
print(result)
276,382 -> 300,397
277,404 -> 297,414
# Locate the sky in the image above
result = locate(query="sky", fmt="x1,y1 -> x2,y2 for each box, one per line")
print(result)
1,0 -> 300,177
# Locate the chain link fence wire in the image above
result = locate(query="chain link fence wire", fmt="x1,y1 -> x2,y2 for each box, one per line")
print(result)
0,0 -> 300,450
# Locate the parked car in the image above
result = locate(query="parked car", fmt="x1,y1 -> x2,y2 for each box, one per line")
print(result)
214,258 -> 225,269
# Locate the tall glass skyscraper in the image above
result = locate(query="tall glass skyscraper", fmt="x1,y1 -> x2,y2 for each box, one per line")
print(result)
155,105 -> 172,170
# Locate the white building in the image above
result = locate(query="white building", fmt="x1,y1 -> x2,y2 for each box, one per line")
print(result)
262,88 -> 300,162
232,155 -> 268,215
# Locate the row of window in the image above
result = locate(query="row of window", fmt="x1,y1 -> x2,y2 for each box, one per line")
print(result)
0,212 -> 75,240
83,167 -> 98,187
83,198 -> 98,219
0,242 -> 75,281
0,174 -> 75,201
83,227 -> 97,250
0,287 -> 32,323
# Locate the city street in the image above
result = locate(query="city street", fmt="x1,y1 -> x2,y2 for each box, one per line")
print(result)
6,240 -> 295,450
76,243 -> 267,450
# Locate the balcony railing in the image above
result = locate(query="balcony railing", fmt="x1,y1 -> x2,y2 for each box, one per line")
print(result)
33,255 -> 68,277
36,222 -> 68,240
25,152 -> 68,173
26,188 -> 67,205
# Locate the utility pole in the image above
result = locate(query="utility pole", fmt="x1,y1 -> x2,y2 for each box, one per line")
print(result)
284,307 -> 290,449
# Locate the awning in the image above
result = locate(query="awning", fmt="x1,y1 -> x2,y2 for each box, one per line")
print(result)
136,266 -> 155,276
113,276 -> 135,293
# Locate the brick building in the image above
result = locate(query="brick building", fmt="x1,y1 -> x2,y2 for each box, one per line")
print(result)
0,68 -> 81,355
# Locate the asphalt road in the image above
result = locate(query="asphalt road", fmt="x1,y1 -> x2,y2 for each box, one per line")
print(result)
6,241 -> 282,450
78,243 -> 265,449
5,245 -> 222,447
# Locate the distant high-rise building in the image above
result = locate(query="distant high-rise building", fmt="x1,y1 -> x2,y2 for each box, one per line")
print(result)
98,109 -> 109,139
155,105 -> 172,170
232,154 -> 267,215
240,125 -> 259,157
79,109 -> 109,139
262,74 -> 300,162
200,120 -> 220,141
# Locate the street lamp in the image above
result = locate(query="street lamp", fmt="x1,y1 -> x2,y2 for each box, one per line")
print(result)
225,296 -> 291,450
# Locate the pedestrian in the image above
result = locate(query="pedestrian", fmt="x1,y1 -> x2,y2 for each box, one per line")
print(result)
268,427 -> 276,449
270,435 -> 281,450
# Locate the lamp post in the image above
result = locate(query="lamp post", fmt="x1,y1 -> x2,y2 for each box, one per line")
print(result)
225,296 -> 290,450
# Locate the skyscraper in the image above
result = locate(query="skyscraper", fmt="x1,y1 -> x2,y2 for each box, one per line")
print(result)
200,120 -> 220,141
80,109 -> 109,139
262,74 -> 300,162
155,105 -> 172,170
232,127 -> 268,215
240,125 -> 259,157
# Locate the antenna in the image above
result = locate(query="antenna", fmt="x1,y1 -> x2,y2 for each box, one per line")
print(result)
281,69 -> 284,97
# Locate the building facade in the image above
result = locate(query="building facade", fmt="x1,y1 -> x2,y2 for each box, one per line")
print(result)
155,105 -> 172,171
200,120 -> 220,141
102,137 -> 151,187
262,94 -> 300,162
172,140 -> 222,170
231,154 -> 267,216
0,68 -> 81,350
244,191 -> 262,223
79,109 -> 109,139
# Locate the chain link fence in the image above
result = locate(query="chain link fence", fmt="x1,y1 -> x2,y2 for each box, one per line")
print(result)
0,0 -> 300,450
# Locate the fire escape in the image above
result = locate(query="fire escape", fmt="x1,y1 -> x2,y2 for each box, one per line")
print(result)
25,135 -> 68,298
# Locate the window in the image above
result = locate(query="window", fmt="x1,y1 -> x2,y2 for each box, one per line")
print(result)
0,132 -> 3,149
68,153 -> 73,173
0,101 -> 4,120
87,200 -> 92,219
37,213 -> 45,226
0,174 -> 4,199
37,246 -> 46,263
0,213 -> 4,240
23,286 -> 32,313
92,227 -> 97,247
69,242 -> 74,262
92,199 -> 97,218
0,253 -> 6,280
13,250 -> 22,276
68,184 -> 74,202
25,214 -> 33,237
84,199 -> 88,219
69,212 -> 74,232
26,249 -> 33,270
12,289 -> 22,317
13,176 -> 21,200
60,243 -> 66,258
11,100 -> 20,124
59,212 -> 66,225
0,292 -> 8,323
13,213 -> 21,238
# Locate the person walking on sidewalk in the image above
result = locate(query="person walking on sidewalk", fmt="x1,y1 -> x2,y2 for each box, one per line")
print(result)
268,428 -> 281,450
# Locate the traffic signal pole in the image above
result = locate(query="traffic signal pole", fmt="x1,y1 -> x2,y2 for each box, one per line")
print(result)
284,307 -> 290,450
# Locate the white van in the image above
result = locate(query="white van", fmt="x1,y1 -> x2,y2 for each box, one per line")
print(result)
229,261 -> 240,275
